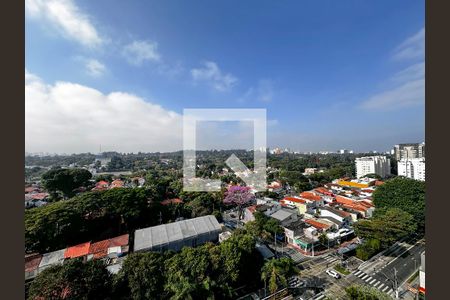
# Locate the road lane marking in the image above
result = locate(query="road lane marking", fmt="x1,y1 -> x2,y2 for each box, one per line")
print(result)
381,286 -> 390,292
373,281 -> 381,288
368,278 -> 377,284
354,270 -> 361,276
378,283 -> 385,290
364,276 -> 373,282
361,274 -> 369,280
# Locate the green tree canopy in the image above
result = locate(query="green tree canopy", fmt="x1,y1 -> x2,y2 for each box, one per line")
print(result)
28,259 -> 112,300
354,208 -> 417,247
42,168 -> 92,198
261,257 -> 299,294
373,177 -> 425,232
344,284 -> 392,300
114,252 -> 167,299
25,188 -> 159,253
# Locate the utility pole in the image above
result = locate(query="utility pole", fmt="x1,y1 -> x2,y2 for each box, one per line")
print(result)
394,267 -> 399,299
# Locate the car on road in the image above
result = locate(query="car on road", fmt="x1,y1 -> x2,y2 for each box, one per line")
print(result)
325,269 -> 341,279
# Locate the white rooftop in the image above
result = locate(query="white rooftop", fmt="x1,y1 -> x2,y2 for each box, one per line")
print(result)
134,215 -> 221,252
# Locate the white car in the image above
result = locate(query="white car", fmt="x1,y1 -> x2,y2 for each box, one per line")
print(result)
326,269 -> 341,279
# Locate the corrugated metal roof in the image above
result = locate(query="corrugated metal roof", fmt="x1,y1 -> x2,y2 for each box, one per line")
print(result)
134,215 -> 221,252
38,249 -> 65,269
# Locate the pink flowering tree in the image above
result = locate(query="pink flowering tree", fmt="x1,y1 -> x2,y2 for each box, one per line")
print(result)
223,185 -> 255,220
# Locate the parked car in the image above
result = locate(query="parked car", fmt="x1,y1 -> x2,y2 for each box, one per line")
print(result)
326,269 -> 341,279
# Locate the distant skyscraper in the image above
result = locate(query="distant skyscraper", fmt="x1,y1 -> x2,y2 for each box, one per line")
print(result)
355,156 -> 391,178
394,142 -> 425,160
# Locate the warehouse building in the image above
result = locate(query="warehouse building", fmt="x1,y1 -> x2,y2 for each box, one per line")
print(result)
134,215 -> 222,252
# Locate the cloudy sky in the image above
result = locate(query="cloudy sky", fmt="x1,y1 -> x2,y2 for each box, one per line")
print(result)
26,0 -> 424,154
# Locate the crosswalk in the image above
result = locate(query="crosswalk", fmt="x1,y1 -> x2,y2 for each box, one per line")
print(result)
322,254 -> 339,265
352,270 -> 395,297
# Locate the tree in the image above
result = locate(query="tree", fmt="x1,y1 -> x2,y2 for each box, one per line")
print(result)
223,186 -> 255,220
319,233 -> 329,247
261,258 -> 299,294
25,188 -> 156,253
373,177 -> 425,232
344,284 -> 392,300
354,208 -> 417,248
28,259 -> 112,300
114,252 -> 166,299
42,168 -> 92,198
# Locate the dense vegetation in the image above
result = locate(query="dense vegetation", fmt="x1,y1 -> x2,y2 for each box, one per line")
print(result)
28,232 -> 270,300
354,176 -> 425,260
372,177 -> 425,232
344,284 -> 392,300
42,168 -> 92,199
25,188 -> 159,253
28,259 -> 113,300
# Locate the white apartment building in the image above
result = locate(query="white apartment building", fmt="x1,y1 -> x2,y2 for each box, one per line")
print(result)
394,142 -> 425,160
398,158 -> 425,181
355,156 -> 391,178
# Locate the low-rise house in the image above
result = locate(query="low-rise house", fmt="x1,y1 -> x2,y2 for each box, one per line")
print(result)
88,234 -> 129,260
300,191 -> 325,206
93,180 -> 109,191
304,218 -> 335,232
281,196 -> 315,215
161,198 -> 184,206
64,242 -> 91,260
320,207 -> 352,225
255,243 -> 275,260
25,253 -> 42,281
38,249 -> 65,272
110,179 -> 125,189
269,208 -> 298,226
243,201 -> 282,223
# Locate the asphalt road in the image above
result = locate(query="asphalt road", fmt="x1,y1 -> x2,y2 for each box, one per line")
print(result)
350,239 -> 425,298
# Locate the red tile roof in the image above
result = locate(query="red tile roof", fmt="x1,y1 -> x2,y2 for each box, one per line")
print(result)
161,198 -> 183,205
64,242 -> 91,259
110,179 -> 124,188
29,193 -> 49,200
25,186 -> 39,193
89,240 -> 109,258
247,205 -> 258,213
109,234 -> 129,247
25,253 -> 42,272
305,219 -> 331,230
300,192 -> 322,201
335,195 -> 355,205
282,197 -> 307,204
88,234 -> 129,259
342,203 -> 369,212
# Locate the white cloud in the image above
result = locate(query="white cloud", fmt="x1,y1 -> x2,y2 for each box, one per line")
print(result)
392,28 -> 424,61
360,79 -> 424,110
122,40 -> 161,66
191,61 -> 237,91
84,58 -> 106,77
390,62 -> 424,83
25,70 -> 183,153
25,0 -> 103,48
240,79 -> 275,103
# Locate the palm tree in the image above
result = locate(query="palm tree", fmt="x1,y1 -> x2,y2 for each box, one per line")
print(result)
261,258 -> 299,294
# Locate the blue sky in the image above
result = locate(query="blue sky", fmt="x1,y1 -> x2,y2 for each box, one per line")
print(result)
25,0 -> 424,154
